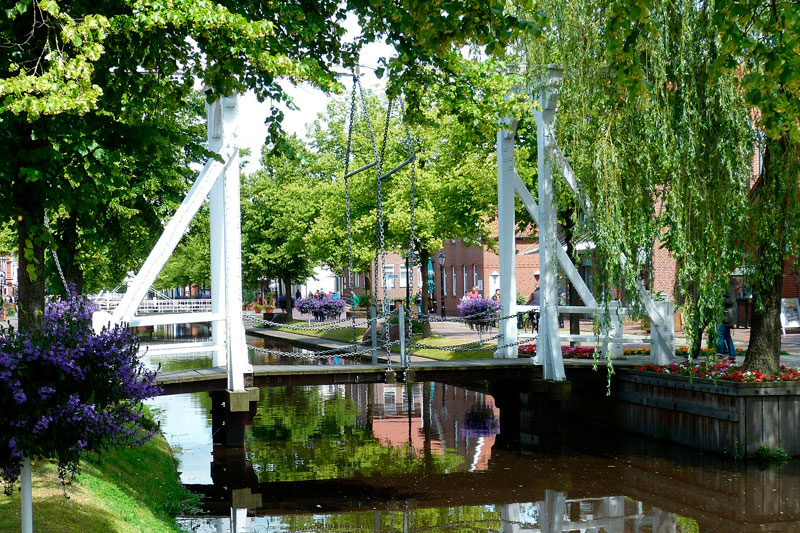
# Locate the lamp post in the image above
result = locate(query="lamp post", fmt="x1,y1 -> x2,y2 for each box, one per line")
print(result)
437,252 -> 446,318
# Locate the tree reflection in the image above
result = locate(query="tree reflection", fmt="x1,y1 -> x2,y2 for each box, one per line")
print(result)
247,386 -> 463,482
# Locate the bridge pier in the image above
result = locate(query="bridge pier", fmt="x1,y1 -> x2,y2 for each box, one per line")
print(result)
210,388 -> 259,447
491,379 -> 572,450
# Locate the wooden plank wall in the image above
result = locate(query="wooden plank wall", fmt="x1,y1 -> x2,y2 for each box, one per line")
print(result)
609,372 -> 800,457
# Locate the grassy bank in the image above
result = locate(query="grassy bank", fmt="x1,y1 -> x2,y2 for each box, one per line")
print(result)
0,435 -> 194,532
401,335 -> 495,361
276,319 -> 367,343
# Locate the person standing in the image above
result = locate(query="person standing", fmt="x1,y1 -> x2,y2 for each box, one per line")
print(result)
468,286 -> 480,299
717,282 -> 737,358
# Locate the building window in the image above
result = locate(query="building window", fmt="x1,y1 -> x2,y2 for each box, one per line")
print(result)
452,266 -> 456,297
463,266 -> 468,296
442,266 -> 447,297
473,265 -> 478,289
383,264 -> 395,289
399,264 -> 408,288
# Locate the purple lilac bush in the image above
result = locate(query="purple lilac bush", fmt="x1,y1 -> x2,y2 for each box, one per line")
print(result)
1,296 -> 160,491
457,298 -> 500,320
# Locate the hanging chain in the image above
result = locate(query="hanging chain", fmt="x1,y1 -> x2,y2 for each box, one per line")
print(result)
344,77 -> 358,298
344,77 -> 360,344
43,213 -> 69,293
356,80 -> 381,306
376,98 -> 393,318
401,101 -> 418,364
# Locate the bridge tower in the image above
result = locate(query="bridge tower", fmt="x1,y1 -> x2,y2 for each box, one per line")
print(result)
93,92 -> 249,391
494,68 -> 675,377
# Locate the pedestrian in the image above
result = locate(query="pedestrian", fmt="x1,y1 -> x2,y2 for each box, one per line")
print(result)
295,289 -> 301,300
468,286 -> 480,299
492,289 -> 500,302
717,282 -> 737,359
525,270 -> 541,331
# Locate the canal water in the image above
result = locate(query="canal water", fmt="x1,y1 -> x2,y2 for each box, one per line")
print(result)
141,328 -> 800,532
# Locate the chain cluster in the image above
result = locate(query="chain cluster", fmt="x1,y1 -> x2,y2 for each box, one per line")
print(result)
248,339 -> 400,361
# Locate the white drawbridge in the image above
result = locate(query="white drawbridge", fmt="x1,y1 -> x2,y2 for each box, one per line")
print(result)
494,68 -> 675,380
92,93 -> 249,392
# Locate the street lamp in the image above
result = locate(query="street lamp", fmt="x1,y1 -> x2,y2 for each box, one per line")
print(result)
437,252 -> 446,318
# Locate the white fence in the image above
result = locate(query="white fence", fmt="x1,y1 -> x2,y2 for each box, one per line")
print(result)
91,295 -> 212,315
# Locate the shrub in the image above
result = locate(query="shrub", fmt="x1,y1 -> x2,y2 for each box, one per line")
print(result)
1,295 -> 160,489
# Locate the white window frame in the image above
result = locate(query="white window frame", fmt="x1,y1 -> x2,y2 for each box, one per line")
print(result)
463,265 -> 468,295
399,264 -> 408,288
452,266 -> 456,297
383,264 -> 395,289
473,264 -> 478,290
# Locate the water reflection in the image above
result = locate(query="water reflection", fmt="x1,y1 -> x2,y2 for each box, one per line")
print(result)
142,330 -> 800,533
178,496 -> 685,532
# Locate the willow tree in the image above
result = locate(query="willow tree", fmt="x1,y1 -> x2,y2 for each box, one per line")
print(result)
520,0 -> 758,362
595,0 -> 800,374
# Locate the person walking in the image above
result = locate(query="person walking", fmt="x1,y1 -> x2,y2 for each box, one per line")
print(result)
717,282 -> 737,359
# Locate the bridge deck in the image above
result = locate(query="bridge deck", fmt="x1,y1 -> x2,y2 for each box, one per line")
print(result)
156,359 -> 545,395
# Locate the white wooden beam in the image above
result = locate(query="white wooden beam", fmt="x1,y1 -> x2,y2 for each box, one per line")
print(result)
494,125 -> 519,359
511,171 -> 597,309
110,151 -> 234,326
535,98 -> 565,381
127,312 -> 224,327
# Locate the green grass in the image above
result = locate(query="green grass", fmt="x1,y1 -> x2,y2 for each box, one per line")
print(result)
274,319 -> 367,343
0,435 -> 195,532
398,335 -> 495,361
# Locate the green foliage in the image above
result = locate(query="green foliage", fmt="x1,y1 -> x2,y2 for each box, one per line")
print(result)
584,0 -> 800,372
1,0 -> 536,331
241,136 -> 321,289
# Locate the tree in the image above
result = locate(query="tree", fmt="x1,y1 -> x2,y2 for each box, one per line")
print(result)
1,0 -> 530,334
306,81 -> 518,333
241,138 -> 324,311
576,0 -> 800,373
154,207 -> 211,293
519,0 -> 757,361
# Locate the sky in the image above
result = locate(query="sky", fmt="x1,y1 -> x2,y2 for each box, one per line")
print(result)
237,19 -> 395,175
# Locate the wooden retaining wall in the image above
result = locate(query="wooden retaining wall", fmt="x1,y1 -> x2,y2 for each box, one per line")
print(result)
610,369 -> 800,457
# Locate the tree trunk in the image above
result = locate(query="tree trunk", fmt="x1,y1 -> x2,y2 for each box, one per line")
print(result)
17,204 -> 46,333
743,270 -> 782,374
283,272 -> 293,313
562,207 -> 583,345
418,248 -> 432,337
742,134 -> 794,375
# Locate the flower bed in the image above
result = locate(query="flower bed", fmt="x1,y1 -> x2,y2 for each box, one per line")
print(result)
634,360 -> 800,383
518,344 -> 596,359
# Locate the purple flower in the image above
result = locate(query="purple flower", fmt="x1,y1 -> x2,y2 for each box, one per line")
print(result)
1,294 -> 160,488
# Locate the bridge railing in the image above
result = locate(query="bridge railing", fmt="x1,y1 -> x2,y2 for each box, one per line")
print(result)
513,300 -> 674,362
90,295 -> 212,314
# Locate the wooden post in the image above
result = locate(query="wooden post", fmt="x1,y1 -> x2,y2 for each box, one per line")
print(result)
370,306 -> 378,364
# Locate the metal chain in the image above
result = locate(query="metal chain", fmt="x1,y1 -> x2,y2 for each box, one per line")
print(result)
344,76 -> 358,299
249,339 -> 400,360
356,79 -> 381,305
43,213 -> 69,293
402,100 -> 417,364
376,98 -> 393,318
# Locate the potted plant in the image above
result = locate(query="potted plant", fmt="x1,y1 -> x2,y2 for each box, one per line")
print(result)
264,291 -> 276,313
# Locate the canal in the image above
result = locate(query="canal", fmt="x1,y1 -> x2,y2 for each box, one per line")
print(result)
141,326 -> 800,532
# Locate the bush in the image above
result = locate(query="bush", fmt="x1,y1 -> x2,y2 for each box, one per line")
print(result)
1,296 -> 160,489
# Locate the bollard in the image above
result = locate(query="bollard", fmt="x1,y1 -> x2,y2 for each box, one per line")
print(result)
399,303 -> 406,367
370,306 -> 378,364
